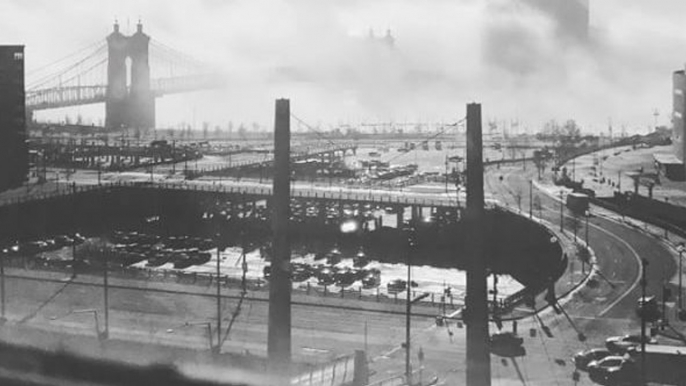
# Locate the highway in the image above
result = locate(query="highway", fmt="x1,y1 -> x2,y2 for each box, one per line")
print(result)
481,162 -> 680,385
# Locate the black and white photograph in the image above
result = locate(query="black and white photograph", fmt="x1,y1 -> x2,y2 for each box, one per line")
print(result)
1,1 -> 686,385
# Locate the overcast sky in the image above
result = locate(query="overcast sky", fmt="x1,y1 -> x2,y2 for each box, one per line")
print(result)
2,0 -> 685,134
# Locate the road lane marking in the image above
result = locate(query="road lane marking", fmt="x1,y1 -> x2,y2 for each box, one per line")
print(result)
588,223 -> 642,317
537,203 -> 642,317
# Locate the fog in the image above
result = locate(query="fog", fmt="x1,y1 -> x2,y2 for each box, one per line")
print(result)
2,0 -> 686,133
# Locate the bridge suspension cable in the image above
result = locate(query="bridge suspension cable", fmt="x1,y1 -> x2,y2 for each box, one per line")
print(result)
149,38 -> 215,79
289,113 -> 340,149
27,41 -> 107,91
385,117 -> 466,165
26,39 -> 105,82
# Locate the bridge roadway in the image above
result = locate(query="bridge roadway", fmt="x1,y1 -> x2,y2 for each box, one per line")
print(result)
26,74 -> 224,111
197,143 -> 358,176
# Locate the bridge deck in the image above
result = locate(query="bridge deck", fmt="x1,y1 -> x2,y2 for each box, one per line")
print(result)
0,180 -> 459,210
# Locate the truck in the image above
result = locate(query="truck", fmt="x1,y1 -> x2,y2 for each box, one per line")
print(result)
565,192 -> 589,214
625,344 -> 686,385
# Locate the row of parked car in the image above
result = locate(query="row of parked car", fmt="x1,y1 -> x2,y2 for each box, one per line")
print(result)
1,234 -> 86,256
263,263 -> 382,289
573,334 -> 657,385
109,231 -> 214,269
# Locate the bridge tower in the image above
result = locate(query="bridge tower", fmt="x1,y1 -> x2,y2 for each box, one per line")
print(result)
128,22 -> 155,129
105,21 -> 128,129
105,21 -> 155,129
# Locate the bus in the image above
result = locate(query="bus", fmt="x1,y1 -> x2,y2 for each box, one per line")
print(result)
565,192 -> 589,214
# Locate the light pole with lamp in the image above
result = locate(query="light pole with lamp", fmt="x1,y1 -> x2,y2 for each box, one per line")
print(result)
559,190 -> 564,233
529,180 -> 533,219
584,210 -> 590,246
678,243 -> 685,311
403,225 -> 417,386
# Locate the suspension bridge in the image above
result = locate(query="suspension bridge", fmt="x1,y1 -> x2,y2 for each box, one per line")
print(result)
25,21 -> 224,129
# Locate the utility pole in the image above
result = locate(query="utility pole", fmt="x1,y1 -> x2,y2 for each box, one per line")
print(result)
678,244 -> 684,311
465,103 -> 490,386
216,228 -> 222,355
640,258 -> 648,385
405,235 -> 412,385
268,99 -> 292,380
0,250 -> 5,323
529,180 -> 533,219
103,248 -> 109,339
559,191 -> 564,233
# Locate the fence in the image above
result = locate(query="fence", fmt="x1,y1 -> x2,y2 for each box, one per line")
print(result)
291,352 -> 362,386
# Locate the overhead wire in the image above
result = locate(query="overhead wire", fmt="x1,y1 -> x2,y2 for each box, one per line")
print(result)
384,118 -> 466,165
289,112 -> 339,149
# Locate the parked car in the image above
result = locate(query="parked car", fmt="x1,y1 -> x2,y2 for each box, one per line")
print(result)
334,269 -> 357,287
387,279 -> 407,293
573,348 -> 612,371
291,264 -> 312,282
605,334 -> 657,354
54,235 -> 75,247
316,266 -> 337,286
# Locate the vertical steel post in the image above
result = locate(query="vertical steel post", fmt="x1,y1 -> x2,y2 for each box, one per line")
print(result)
103,249 -> 109,339
268,99 -> 292,379
640,258 -> 648,385
559,191 -> 564,232
465,103 -> 490,386
405,242 -> 412,384
529,180 -> 533,219
679,247 -> 683,310
216,236 -> 221,354
0,252 -> 5,322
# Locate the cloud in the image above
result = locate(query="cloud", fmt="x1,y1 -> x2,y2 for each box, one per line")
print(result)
5,0 -> 685,133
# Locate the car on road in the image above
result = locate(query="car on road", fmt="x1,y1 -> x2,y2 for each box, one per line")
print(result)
636,295 -> 660,322
573,348 -> 612,371
605,334 -> 657,354
489,332 -> 525,357
587,356 -> 637,385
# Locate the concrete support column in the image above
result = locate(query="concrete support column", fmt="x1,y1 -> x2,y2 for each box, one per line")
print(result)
396,207 -> 404,228
268,99 -> 292,380
464,103 -> 490,386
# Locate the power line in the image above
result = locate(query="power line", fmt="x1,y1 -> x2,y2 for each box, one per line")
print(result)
289,112 -> 339,148
385,118 -> 466,165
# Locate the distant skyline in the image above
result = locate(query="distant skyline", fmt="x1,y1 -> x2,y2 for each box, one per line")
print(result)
2,0 -> 685,134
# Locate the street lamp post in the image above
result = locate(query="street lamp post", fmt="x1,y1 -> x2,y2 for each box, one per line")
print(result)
529,180 -> 533,219
404,226 -> 416,386
216,227 -> 222,356
640,259 -> 648,385
0,249 -> 6,323
678,243 -> 685,310
559,191 -> 564,233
